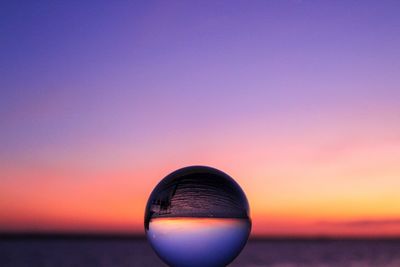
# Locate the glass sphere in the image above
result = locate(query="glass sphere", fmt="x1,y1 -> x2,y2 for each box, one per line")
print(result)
144,166 -> 251,267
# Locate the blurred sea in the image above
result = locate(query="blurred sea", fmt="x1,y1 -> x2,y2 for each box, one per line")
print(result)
1,238 -> 400,267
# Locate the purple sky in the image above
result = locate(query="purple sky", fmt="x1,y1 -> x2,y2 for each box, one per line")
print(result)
1,1 -> 400,235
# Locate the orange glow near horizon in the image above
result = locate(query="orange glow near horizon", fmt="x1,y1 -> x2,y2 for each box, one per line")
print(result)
2,129 -> 400,237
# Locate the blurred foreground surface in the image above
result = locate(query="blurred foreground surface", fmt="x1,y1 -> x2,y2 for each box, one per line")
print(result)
1,238 -> 400,267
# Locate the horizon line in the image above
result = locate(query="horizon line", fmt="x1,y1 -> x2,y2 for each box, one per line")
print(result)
2,231 -> 400,241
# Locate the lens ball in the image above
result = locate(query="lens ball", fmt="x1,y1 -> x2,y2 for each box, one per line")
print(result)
145,166 -> 251,267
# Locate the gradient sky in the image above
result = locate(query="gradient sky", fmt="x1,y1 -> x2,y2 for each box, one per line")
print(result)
1,1 -> 400,237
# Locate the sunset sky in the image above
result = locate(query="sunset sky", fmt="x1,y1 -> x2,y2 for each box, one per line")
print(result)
1,1 -> 400,237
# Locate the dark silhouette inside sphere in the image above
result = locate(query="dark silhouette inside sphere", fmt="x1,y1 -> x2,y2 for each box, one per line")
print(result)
144,166 -> 250,230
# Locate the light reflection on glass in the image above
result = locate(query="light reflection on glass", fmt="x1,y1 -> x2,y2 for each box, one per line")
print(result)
148,218 -> 250,267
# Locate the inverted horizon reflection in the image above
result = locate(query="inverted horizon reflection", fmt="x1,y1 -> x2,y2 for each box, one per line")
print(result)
148,217 -> 250,267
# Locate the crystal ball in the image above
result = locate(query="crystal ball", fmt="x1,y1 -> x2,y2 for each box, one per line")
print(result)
144,166 -> 251,267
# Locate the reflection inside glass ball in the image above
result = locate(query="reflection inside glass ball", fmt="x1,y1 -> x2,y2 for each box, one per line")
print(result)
144,166 -> 251,267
